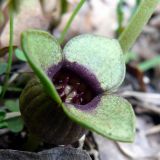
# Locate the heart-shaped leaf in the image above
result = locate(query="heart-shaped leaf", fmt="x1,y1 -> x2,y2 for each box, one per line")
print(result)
6,116 -> 24,133
0,63 -> 7,75
5,99 -> 20,112
0,122 -> 8,128
62,95 -> 135,142
15,48 -> 27,61
0,111 -> 6,121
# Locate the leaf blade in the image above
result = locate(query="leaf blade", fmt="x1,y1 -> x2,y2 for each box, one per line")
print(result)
15,48 -> 27,61
6,116 -> 24,133
63,34 -> 125,92
5,99 -> 20,112
0,63 -> 7,75
62,95 -> 135,142
21,29 -> 62,104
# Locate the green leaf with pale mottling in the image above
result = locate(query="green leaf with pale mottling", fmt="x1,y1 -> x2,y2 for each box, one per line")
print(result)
0,121 -> 8,128
62,95 -> 135,142
0,63 -> 7,75
64,34 -> 125,92
0,111 -> 6,121
15,48 -> 27,61
21,29 -> 62,104
5,99 -> 20,112
0,85 -> 2,94
6,116 -> 24,133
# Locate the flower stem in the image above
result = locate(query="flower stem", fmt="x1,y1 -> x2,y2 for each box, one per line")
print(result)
118,0 -> 159,53
1,9 -> 14,98
24,133 -> 40,151
58,0 -> 86,44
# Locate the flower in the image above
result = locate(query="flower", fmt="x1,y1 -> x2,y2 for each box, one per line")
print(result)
20,30 -> 135,144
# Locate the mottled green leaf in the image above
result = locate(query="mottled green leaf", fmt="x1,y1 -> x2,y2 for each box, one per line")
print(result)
0,111 -> 6,121
21,29 -> 62,104
6,116 -> 24,133
0,63 -> 7,75
63,34 -> 125,92
5,99 -> 20,112
62,95 -> 135,142
15,48 -> 27,61
0,121 -> 8,128
0,85 -> 2,94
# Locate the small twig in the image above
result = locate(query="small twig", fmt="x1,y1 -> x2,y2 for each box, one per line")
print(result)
130,99 -> 160,115
116,143 -> 135,159
139,102 -> 160,115
78,134 -> 86,149
117,142 -> 159,160
121,91 -> 160,105
88,149 -> 99,160
145,125 -> 160,135
120,91 -> 160,114
5,112 -> 21,120
0,129 -> 10,136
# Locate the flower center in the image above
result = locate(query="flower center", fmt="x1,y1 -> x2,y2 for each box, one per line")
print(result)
52,68 -> 96,105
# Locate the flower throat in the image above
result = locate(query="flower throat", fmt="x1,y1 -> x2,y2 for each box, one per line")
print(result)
52,68 -> 96,105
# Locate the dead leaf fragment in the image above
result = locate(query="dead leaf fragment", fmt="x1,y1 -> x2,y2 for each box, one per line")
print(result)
0,0 -> 49,48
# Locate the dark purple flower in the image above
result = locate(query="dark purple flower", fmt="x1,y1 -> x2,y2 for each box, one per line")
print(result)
20,30 -> 135,145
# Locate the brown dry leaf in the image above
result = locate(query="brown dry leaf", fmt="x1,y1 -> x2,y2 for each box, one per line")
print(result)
54,0 -> 138,42
0,0 -> 49,48
41,0 -> 61,23
94,116 -> 160,160
118,116 -> 160,160
126,64 -> 146,91
41,0 -> 58,13
93,133 -> 127,160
